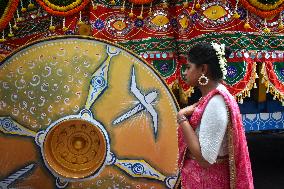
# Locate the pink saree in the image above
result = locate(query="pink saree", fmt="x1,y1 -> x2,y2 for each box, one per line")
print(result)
177,87 -> 254,189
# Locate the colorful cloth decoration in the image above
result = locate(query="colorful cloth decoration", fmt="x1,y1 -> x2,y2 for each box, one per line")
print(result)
261,61 -> 284,105
1,0 -> 284,105
223,56 -> 258,104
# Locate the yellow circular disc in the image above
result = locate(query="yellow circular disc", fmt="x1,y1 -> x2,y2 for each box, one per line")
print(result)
0,36 -> 179,188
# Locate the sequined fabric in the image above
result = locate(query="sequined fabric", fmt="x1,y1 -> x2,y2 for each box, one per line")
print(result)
177,85 -> 254,189
181,158 -> 230,189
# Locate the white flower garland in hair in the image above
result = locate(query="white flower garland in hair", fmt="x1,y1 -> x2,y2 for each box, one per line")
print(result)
211,42 -> 227,79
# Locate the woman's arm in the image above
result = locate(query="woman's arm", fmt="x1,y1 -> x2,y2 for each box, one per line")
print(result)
177,104 -> 211,167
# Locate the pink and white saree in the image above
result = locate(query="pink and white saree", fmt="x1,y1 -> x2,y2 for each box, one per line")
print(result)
177,87 -> 254,189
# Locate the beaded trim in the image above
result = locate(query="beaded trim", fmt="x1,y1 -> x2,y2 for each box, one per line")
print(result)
227,111 -> 237,189
211,42 -> 228,80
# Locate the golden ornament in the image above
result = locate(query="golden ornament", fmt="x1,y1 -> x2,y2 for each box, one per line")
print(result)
21,7 -> 27,12
77,20 -> 84,25
183,2 -> 189,8
190,9 -> 196,15
13,25 -> 19,30
49,25 -> 55,31
62,26 -> 68,31
28,3 -> 35,9
8,33 -> 14,37
244,22 -> 251,29
263,27 -> 270,33
233,12 -> 240,19
162,2 -> 168,8
195,3 -> 201,9
129,12 -> 134,17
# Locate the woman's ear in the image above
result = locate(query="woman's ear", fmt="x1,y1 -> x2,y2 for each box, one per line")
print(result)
201,64 -> 208,75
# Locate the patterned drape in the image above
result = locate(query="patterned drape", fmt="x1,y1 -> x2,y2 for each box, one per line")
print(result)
261,60 -> 284,105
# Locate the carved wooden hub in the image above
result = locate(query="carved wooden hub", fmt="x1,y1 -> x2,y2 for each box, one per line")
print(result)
43,119 -> 107,179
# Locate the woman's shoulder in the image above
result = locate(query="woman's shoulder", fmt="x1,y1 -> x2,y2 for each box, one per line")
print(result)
216,84 -> 235,99
207,94 -> 226,108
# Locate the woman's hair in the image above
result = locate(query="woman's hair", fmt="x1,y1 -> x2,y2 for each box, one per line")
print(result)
187,42 -> 232,80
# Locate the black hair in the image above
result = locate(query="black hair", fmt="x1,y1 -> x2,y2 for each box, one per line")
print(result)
187,42 -> 232,80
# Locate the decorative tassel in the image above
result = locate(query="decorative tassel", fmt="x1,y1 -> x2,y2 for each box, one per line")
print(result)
162,0 -> 168,8
278,13 -> 283,30
247,90 -> 251,97
171,80 -> 179,91
244,22 -> 251,29
244,10 -> 251,29
190,0 -> 196,15
120,0 -> 125,12
190,87 -> 194,94
137,5 -> 144,19
91,0 -> 98,10
20,0 -> 27,12
28,0 -> 35,9
273,95 -> 277,100
16,9 -> 23,22
149,2 -> 153,15
278,23 -> 284,30
8,22 -> 14,37
254,82 -> 257,88
195,0 -> 201,9
62,17 -> 68,31
129,3 -> 134,18
263,18 -> 270,33
266,86 -> 269,93
78,11 -> 84,25
239,97 -> 243,104
0,30 -> 6,42
233,0 -> 240,18
110,0 -> 115,5
49,16 -> 55,31
13,17 -> 19,30
183,0 -> 189,8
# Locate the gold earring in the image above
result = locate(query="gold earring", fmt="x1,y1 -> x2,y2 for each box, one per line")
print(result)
198,74 -> 209,86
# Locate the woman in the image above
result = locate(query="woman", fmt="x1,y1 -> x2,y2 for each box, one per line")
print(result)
176,42 -> 253,188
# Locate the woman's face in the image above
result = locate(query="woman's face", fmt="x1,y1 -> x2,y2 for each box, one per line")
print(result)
185,62 -> 203,87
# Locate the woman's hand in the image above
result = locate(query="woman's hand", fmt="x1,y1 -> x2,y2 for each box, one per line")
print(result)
177,103 -> 198,118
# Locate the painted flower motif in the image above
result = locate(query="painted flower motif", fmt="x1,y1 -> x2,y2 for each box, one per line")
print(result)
227,65 -> 238,78
280,68 -> 284,77
93,19 -> 104,30
134,19 -> 144,27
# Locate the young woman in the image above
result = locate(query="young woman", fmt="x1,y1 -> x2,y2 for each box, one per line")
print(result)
176,43 -> 253,188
